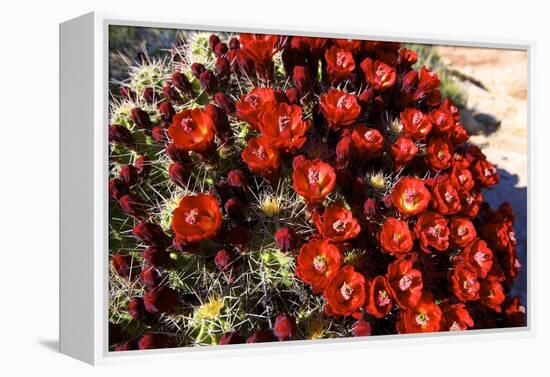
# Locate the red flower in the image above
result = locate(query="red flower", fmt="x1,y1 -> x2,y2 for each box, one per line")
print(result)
429,107 -> 455,136
351,319 -> 372,336
312,202 -> 361,243
397,292 -> 442,334
400,108 -> 432,140
325,46 -> 355,83
459,189 -> 482,218
472,158 -> 500,188
319,89 -> 361,128
504,296 -> 526,327
239,34 -> 278,77
258,103 -> 310,150
425,137 -> 453,172
365,276 -> 393,318
274,226 -> 299,252
450,264 -> 480,302
295,238 -> 342,293
241,136 -> 280,177
413,67 -> 441,106
333,38 -> 362,52
236,87 -> 278,128
399,48 -> 418,66
273,315 -> 296,341
324,266 -> 367,318
292,156 -> 336,203
387,258 -> 423,309
450,164 -> 475,192
462,238 -> 493,279
440,302 -> 474,331
360,58 -> 397,91
351,124 -> 385,158
480,277 -> 505,312
449,217 -> 477,247
429,174 -> 462,215
390,137 -> 418,167
391,177 -> 431,216
168,108 -> 215,153
172,194 -> 222,243
378,217 -> 414,257
414,211 -> 450,253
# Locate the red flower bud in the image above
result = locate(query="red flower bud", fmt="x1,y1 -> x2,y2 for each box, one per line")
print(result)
171,71 -> 193,94
143,246 -> 172,268
119,164 -> 138,186
351,319 -> 372,336
109,124 -> 135,148
130,107 -> 152,130
273,315 -> 296,341
214,43 -> 229,57
219,331 -> 245,345
152,125 -> 169,143
166,143 -> 191,164
119,86 -> 135,100
132,222 -> 169,247
119,194 -> 148,218
363,198 -> 377,219
128,297 -> 155,322
143,286 -> 179,314
209,34 -> 221,50
227,169 -> 248,191
215,57 -> 230,79
134,156 -> 151,179
224,197 -> 246,220
205,104 -> 232,142
246,330 -> 274,343
162,82 -> 180,102
159,101 -> 176,124
214,92 -> 236,114
293,65 -> 311,95
109,178 -> 129,200
214,249 -> 234,272
229,37 -> 240,49
140,265 -> 163,287
111,254 -> 139,280
225,224 -> 251,251
138,333 -> 176,350
199,70 -> 218,94
191,62 -> 206,78
335,132 -> 352,170
285,87 -> 299,105
274,226 -> 298,252
168,162 -> 192,187
142,87 -> 155,103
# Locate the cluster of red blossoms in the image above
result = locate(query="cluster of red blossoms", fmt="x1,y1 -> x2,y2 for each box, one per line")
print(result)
108,32 -> 525,351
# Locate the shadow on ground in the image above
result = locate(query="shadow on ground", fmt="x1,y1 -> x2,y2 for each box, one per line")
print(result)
38,339 -> 59,353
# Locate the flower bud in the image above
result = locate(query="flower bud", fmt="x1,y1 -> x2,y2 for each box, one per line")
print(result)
159,101 -> 176,123
128,297 -> 155,322
351,319 -> 372,336
214,92 -> 236,114
219,331 -> 245,345
171,71 -> 193,94
143,246 -> 172,268
140,265 -> 162,287
134,155 -> 150,179
335,132 -> 352,170
131,107 -> 152,130
224,197 -> 246,220
214,43 -> 229,57
358,88 -> 374,108
138,333 -> 175,350
111,254 -> 139,280
285,87 -> 299,105
119,194 -> 148,218
246,330 -> 274,343
172,237 -> 198,254
109,178 -> 129,200
151,125 -> 169,143
162,82 -> 180,102
275,227 -> 298,252
209,34 -> 221,50
142,87 -> 155,103
115,341 -> 137,351
191,62 -> 205,78
119,86 -> 135,100
215,56 -> 230,80
199,70 -> 218,94
229,37 -> 240,49
119,164 -> 138,186
225,225 -> 251,251
227,169 -> 248,191
169,162 -> 192,188
132,222 -> 169,246
205,104 -> 232,142
166,143 -> 191,164
143,286 -> 179,314
363,198 -> 377,219
214,249 -> 233,272
273,315 -> 296,341
109,124 -> 134,148
293,65 -> 311,94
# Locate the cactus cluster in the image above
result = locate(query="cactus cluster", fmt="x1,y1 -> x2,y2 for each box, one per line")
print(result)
108,30 -> 525,351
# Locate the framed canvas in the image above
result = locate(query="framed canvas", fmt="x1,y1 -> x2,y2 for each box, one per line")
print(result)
59,12 -> 534,365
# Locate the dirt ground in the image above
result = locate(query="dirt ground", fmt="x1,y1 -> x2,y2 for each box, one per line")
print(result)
437,46 -> 528,302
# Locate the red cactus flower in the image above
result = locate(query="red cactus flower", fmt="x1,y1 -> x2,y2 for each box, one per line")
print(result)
480,277 -> 505,312
449,217 -> 477,247
236,87 -> 279,128
462,238 -> 493,278
450,264 -> 480,302
378,217 -> 414,257
312,202 -> 361,243
365,276 -> 393,318
440,302 -> 474,331
292,156 -> 336,203
414,211 -> 450,253
397,292 -> 442,334
387,258 -> 423,309
399,48 -> 418,66
360,58 -> 396,91
430,107 -> 455,136
172,194 -> 222,243
351,319 -> 372,336
239,34 -> 278,77
425,137 -> 453,172
390,137 -> 418,168
429,174 -> 462,215
273,315 -> 296,341
351,124 -> 385,158
400,108 -> 432,140
324,266 -> 367,318
168,108 -> 215,153
450,164 -> 475,192
391,177 -> 431,216
325,46 -> 355,83
295,239 -> 342,293
258,102 -> 310,150
472,158 -> 500,188
319,89 -> 361,128
241,136 -> 280,178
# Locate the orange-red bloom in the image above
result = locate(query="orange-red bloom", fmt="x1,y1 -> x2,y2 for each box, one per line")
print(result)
360,58 -> 397,91
480,277 -> 505,312
236,87 -> 278,128
472,158 -> 500,188
450,264 -> 480,302
462,238 -> 493,278
400,108 -> 432,140
295,239 -> 342,293
391,177 -> 431,216
387,258 -> 423,309
397,292 -> 442,334
241,136 -> 280,177
378,217 -> 414,257
440,302 -> 474,331
351,124 -> 385,158
414,211 -> 450,253
429,107 -> 455,136
258,103 -> 310,150
319,89 -> 361,128
325,46 -> 355,83
365,276 -> 393,318
324,266 -> 367,318
292,156 -> 336,203
239,34 -> 278,77
312,202 -> 361,243
168,108 -> 215,153
430,174 -> 462,215
172,194 -> 222,243
390,137 -> 418,167
449,217 -> 477,247
425,137 -> 453,172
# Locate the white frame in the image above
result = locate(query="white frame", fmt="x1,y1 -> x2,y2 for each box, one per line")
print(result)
59,11 -> 536,365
